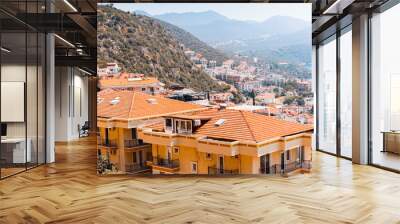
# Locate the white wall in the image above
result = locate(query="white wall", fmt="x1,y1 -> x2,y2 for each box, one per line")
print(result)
55,67 -> 89,141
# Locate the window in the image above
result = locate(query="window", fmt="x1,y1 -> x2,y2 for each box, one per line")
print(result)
206,153 -> 212,160
286,150 -> 291,160
191,162 -> 198,174
317,36 -> 337,154
180,120 -> 186,130
141,87 -> 146,91
174,147 -> 179,154
131,128 -> 137,139
177,120 -> 192,133
371,4 -> 400,171
175,120 -> 179,132
340,28 -> 352,158
165,118 -> 172,128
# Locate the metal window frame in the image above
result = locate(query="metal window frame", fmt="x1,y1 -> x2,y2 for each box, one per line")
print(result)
315,21 -> 353,162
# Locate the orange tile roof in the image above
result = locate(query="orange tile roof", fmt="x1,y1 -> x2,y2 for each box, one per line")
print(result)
98,74 -> 161,88
147,108 -> 313,143
192,109 -> 313,142
97,90 -> 205,121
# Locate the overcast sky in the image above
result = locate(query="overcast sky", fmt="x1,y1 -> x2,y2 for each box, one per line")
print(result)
110,3 -> 311,22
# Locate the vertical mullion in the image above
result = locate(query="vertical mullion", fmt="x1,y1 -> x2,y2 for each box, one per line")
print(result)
25,0 -> 28,171
44,0 -> 47,164
336,29 -> 341,157
315,45 -> 320,151
367,11 -> 373,165
36,0 -> 39,167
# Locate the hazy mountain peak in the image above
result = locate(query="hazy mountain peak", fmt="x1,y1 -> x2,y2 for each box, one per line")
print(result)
154,10 -> 229,27
134,10 -> 151,17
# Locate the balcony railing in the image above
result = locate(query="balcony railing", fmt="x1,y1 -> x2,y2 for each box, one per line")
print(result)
260,160 -> 312,175
124,139 -> 145,148
208,167 -> 239,175
97,138 -> 118,148
153,157 -> 180,169
125,163 -> 151,173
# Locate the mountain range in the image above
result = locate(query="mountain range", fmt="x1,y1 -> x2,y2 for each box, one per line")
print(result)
150,10 -> 311,67
154,11 -> 309,43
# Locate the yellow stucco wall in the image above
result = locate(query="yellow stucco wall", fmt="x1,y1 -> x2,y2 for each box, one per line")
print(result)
102,125 -> 313,175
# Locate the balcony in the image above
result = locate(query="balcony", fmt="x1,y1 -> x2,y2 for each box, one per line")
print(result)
125,163 -> 151,174
97,138 -> 118,148
208,167 -> 239,175
260,160 -> 312,175
154,157 -> 180,169
124,139 -> 145,148
147,157 -> 180,173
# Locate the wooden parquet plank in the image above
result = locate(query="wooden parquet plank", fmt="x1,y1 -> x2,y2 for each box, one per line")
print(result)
0,137 -> 400,223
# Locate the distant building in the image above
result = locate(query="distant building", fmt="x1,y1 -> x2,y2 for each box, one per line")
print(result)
256,92 -> 276,105
240,80 -> 262,92
209,92 -> 233,104
98,72 -> 165,94
208,60 -> 217,68
97,62 -> 121,77
222,59 -> 234,69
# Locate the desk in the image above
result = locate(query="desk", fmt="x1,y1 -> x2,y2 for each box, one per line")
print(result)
1,138 -> 31,164
382,131 -> 400,154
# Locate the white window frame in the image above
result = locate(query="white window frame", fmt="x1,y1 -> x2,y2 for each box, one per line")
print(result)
176,119 -> 192,134
165,118 -> 173,133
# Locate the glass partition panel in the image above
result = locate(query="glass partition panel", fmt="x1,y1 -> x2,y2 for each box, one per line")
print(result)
27,31 -> 38,169
340,28 -> 352,158
1,31 -> 27,177
38,32 -> 45,165
317,36 -> 337,154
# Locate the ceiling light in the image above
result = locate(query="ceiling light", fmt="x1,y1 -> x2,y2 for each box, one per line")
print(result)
54,34 -> 75,48
1,47 -> 11,53
63,0 -> 78,12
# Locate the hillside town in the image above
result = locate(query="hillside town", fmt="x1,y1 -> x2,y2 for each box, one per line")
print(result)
98,58 -> 314,125
97,59 -> 314,175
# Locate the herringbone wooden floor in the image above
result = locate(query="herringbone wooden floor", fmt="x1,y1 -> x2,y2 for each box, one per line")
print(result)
1,137 -> 400,224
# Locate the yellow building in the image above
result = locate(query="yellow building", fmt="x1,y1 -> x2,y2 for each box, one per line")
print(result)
97,90 -> 206,174
138,108 -> 313,175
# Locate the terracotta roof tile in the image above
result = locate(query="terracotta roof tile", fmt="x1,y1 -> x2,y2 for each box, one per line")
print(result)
98,74 -> 162,89
97,90 -> 205,120
191,109 -> 313,142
